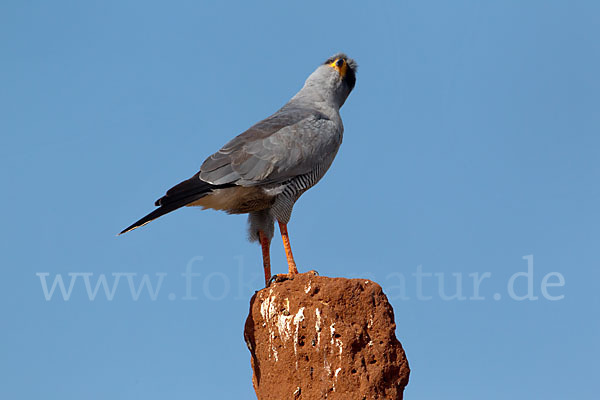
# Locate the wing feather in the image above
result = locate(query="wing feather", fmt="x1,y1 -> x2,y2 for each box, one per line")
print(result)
199,107 -> 341,186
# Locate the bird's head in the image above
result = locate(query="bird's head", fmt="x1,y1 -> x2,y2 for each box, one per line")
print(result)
300,53 -> 357,109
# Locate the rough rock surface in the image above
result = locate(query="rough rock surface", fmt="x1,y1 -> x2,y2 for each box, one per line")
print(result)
244,272 -> 410,399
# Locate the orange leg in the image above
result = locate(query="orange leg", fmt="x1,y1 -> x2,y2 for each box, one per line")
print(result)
278,221 -> 298,275
258,230 -> 271,286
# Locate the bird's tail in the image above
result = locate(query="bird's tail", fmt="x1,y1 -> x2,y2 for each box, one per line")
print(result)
118,173 -> 231,235
118,195 -> 206,235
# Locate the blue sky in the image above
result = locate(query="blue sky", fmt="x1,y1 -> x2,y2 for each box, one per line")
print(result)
1,1 -> 598,399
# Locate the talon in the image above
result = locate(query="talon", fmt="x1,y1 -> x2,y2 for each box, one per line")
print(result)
267,273 -> 296,286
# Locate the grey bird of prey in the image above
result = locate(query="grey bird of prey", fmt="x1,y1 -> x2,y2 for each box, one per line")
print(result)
120,53 -> 357,286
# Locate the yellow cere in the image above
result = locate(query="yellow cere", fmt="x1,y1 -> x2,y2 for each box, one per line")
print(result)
329,59 -> 347,78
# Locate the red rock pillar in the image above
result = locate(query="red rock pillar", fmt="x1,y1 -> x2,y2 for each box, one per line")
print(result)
244,272 -> 410,399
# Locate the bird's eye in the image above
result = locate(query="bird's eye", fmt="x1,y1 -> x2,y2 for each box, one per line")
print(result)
335,59 -> 345,67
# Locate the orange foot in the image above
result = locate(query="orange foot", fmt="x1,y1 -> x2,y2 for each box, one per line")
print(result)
278,221 -> 298,275
267,270 -> 318,287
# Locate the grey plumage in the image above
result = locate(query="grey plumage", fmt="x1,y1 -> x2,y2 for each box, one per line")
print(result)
120,53 -> 357,250
247,209 -> 274,243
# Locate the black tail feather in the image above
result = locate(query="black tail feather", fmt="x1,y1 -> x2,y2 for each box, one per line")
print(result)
155,172 -> 208,206
119,172 -> 235,235
118,195 -> 206,235
154,172 -> 234,206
